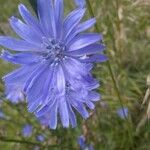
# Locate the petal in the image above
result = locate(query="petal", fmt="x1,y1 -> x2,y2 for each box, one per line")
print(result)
81,54 -> 108,63
26,65 -> 55,112
75,0 -> 86,8
54,0 -> 64,39
67,44 -> 105,56
49,101 -> 58,129
68,33 -> 102,51
64,58 -> 88,78
3,65 -> 37,84
65,18 -> 96,44
81,75 -> 100,90
59,97 -> 69,128
18,4 -> 43,35
71,101 -> 89,119
0,36 -> 40,51
77,18 -> 96,33
56,65 -> 65,95
24,63 -> 47,92
88,91 -> 100,101
37,0 -> 55,37
9,17 -> 42,45
67,102 -> 77,128
30,67 -> 55,112
63,8 -> 86,40
3,65 -> 38,103
36,105 -> 50,117
36,94 -> 56,117
85,100 -> 95,109
5,83 -> 24,103
1,50 -> 41,65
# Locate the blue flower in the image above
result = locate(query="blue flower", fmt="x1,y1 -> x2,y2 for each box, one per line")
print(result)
78,135 -> 94,150
36,135 -> 45,142
117,107 -> 128,119
88,144 -> 94,150
78,135 -> 86,149
22,124 -> 33,137
0,0 -> 107,129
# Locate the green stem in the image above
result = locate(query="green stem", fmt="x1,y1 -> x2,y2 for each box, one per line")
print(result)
0,136 -> 42,146
86,1 -> 134,149
86,0 -> 127,120
0,136 -> 59,148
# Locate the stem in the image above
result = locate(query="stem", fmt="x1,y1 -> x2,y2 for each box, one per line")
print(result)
0,136 -> 59,148
86,0 -> 127,120
0,136 -> 42,146
86,1 -> 134,149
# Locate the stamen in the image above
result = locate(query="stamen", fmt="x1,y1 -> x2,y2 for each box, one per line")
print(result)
42,38 -> 66,63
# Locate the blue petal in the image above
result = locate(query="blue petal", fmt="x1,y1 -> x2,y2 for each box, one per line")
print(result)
81,54 -> 108,63
49,101 -> 58,129
59,97 -> 69,128
5,83 -> 24,103
77,18 -> 96,33
36,105 -> 50,117
3,65 -> 38,103
88,91 -> 100,101
54,0 -> 64,39
68,33 -> 102,51
56,65 -> 66,96
32,69 -> 55,112
24,64 -> 47,93
67,44 -> 105,56
85,100 -> 95,109
72,101 -> 89,119
0,36 -> 40,51
3,65 -> 37,84
67,102 -> 77,128
1,50 -> 41,65
37,0 -> 55,37
75,0 -> 86,8
18,4 -> 43,35
9,17 -> 42,45
26,65 -> 55,112
65,18 -> 96,44
63,8 -> 85,40
64,58 -> 88,78
36,95 -> 56,117
81,75 -> 100,90
65,18 -> 96,46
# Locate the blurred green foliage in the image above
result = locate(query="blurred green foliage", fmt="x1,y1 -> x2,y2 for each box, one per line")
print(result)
0,0 -> 150,149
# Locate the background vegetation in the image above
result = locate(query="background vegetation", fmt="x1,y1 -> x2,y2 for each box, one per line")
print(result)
0,0 -> 150,149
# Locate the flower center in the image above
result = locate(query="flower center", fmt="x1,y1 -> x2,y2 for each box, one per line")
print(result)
42,38 -> 66,63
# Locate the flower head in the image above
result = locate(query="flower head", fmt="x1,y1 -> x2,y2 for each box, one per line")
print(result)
117,107 -> 128,119
0,0 -> 107,129
78,135 -> 86,149
36,135 -> 45,142
78,135 -> 94,150
22,124 -> 33,137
